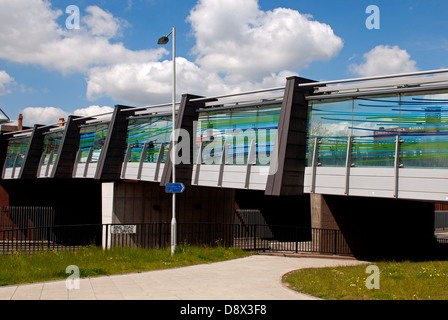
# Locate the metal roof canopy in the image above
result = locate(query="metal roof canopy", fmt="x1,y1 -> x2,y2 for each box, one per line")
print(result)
305,68 -> 448,100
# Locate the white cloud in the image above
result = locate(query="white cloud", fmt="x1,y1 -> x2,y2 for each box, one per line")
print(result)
22,107 -> 68,125
349,45 -> 418,77
0,0 -> 343,110
73,105 -> 114,117
21,105 -> 114,125
86,59 -> 298,105
86,58 -> 227,105
84,6 -> 125,39
0,1 -> 166,74
187,0 -> 343,81
0,70 -> 15,95
0,0 -> 62,60
86,0 -> 341,104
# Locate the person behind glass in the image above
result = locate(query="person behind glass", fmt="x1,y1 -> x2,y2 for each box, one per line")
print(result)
147,141 -> 157,162
199,135 -> 215,163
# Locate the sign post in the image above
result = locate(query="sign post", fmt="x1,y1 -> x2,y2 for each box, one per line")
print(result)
158,27 -> 177,256
165,183 -> 186,194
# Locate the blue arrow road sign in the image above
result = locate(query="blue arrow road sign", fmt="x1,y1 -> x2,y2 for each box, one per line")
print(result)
165,183 -> 186,193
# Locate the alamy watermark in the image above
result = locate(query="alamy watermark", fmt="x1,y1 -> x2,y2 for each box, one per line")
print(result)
170,125 -> 279,175
366,5 -> 380,30
66,265 -> 80,290
365,265 -> 380,290
65,5 -> 80,30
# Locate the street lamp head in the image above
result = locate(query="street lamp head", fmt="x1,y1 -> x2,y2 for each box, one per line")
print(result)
157,36 -> 170,45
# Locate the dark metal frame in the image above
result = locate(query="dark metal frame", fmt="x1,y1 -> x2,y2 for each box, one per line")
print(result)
0,221 -> 353,256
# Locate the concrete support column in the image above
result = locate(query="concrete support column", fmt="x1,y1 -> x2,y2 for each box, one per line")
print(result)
310,194 -> 338,230
101,182 -> 115,249
101,181 -> 236,249
310,194 -> 341,254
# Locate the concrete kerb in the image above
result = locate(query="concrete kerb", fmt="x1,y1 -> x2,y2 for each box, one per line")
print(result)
259,251 -> 360,260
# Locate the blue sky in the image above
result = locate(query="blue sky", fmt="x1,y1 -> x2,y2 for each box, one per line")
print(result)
1,0 -> 448,125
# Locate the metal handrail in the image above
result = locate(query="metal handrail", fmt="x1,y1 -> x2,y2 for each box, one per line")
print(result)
299,68 -> 448,88
189,87 -> 285,102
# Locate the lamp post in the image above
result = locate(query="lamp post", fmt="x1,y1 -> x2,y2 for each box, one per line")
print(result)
158,27 -> 177,256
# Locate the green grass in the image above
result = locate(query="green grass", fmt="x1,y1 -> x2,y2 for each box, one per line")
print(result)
0,245 -> 255,287
282,260 -> 448,300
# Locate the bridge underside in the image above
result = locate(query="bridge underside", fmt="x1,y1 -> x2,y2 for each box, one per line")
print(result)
102,181 -> 311,227
0,179 -> 102,226
311,193 -> 436,260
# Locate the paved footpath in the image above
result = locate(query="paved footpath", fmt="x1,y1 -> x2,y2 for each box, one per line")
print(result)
0,255 -> 366,300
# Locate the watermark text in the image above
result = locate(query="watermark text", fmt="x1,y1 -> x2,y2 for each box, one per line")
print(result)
66,265 -> 80,290
366,5 -> 380,30
365,265 -> 380,289
66,5 -> 80,30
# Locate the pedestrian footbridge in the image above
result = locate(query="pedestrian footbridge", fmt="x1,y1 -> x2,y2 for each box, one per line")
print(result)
3,70 -> 448,203
304,70 -> 448,203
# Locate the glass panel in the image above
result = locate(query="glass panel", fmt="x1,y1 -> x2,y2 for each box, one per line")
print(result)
308,99 -> 354,138
4,137 -> 30,169
42,131 -> 63,165
194,114 -> 205,165
201,111 -> 229,165
227,107 -> 256,165
255,105 -> 281,165
352,96 -> 401,137
306,138 -> 315,167
79,123 -> 109,163
126,119 -> 147,163
307,100 -> 353,167
307,92 -> 448,168
150,117 -> 172,163
195,103 -> 282,166
399,92 -> 448,168
350,96 -> 399,168
125,116 -> 172,163
318,137 -> 348,167
401,135 -> 448,168
352,136 -> 396,168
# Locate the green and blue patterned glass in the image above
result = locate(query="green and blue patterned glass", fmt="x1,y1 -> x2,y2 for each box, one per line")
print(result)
195,103 -> 281,166
5,137 -> 30,169
42,131 -> 63,165
126,116 -> 172,163
227,107 -> 256,165
308,99 -> 354,139
351,136 -> 396,167
255,105 -> 281,165
79,123 -> 109,163
307,90 -> 448,169
317,137 -> 348,167
200,110 -> 230,164
307,99 -> 353,167
350,96 -> 398,167
398,93 -> 448,168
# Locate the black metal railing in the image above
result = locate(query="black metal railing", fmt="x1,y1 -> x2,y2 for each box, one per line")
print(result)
0,222 -> 354,256
0,206 -> 55,240
435,211 -> 448,230
0,224 -> 102,254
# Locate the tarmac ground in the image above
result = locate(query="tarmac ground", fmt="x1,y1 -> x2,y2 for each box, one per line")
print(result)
0,254 -> 366,301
